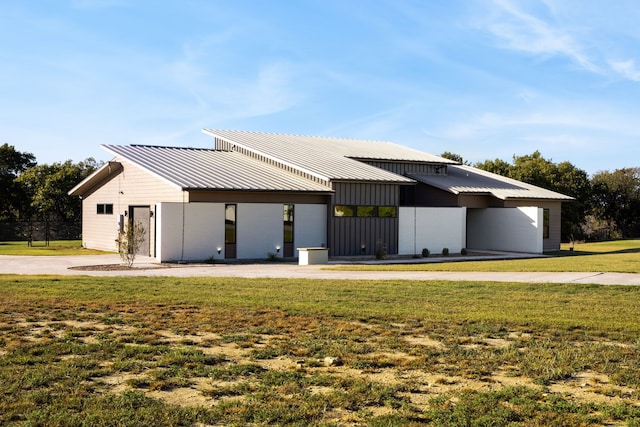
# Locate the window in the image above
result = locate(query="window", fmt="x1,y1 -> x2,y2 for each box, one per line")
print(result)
334,205 -> 354,217
225,204 -> 236,244
283,204 -> 294,244
543,208 -> 550,239
357,206 -> 376,217
97,204 -> 113,215
378,206 -> 397,218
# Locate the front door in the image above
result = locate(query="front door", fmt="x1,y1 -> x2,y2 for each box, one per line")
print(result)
130,206 -> 151,257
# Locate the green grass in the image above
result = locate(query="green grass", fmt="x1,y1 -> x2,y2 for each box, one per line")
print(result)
333,239 -> 640,273
0,240 -> 107,256
1,275 -> 639,425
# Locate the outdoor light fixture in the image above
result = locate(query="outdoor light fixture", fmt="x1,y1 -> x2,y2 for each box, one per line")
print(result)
217,247 -> 222,254
276,245 -> 281,253
361,244 -> 366,252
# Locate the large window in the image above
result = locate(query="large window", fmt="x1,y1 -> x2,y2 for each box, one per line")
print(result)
543,208 -> 550,239
96,203 -> 113,215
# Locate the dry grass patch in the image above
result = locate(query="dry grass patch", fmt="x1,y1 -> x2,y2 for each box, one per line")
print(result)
1,276 -> 640,425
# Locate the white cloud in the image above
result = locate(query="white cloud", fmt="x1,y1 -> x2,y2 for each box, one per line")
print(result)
482,0 -> 600,73
610,59 -> 640,82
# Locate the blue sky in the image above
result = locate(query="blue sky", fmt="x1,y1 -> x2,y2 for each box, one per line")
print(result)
2,0 -> 639,176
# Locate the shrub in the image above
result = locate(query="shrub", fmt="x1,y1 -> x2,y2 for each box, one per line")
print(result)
115,219 -> 146,267
461,248 -> 467,255
422,248 -> 430,257
442,248 -> 449,256
375,240 -> 388,260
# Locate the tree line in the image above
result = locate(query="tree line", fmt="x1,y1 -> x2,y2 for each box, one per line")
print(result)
1,143 -> 638,242
442,151 -> 640,241
1,144 -> 100,227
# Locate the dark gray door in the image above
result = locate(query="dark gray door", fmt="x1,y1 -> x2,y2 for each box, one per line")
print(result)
130,206 -> 151,257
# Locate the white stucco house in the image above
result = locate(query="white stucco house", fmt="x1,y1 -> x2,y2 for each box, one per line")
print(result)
69,130 -> 573,262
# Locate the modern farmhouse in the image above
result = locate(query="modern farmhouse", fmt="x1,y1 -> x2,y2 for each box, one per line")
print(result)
69,130 -> 573,262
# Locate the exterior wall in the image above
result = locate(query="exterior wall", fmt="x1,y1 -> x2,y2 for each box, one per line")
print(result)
398,207 -> 466,255
80,158 -> 183,253
156,202 -> 225,262
467,207 -> 544,253
504,200 -> 563,251
330,182 -> 399,256
156,202 -> 326,262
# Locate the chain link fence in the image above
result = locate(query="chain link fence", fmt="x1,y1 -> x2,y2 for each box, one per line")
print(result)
0,221 -> 81,243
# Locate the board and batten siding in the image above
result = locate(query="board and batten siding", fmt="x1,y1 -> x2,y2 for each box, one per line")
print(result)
80,158 -> 184,254
330,182 -> 399,256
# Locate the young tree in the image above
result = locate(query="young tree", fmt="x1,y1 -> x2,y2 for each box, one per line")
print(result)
0,144 -> 36,220
116,219 -> 146,267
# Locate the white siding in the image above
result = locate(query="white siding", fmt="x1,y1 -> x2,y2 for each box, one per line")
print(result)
467,207 -> 543,253
156,202 -> 327,262
294,204 -> 327,251
399,207 -> 466,255
81,157 -> 184,254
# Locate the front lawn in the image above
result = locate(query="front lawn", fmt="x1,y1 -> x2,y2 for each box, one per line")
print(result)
0,240 -> 107,256
1,276 -> 639,426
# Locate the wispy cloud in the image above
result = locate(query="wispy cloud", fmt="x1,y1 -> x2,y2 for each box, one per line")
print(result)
610,59 -> 640,82
482,0 -> 599,72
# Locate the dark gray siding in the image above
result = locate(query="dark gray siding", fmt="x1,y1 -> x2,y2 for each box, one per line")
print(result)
330,182 -> 399,256
362,161 -> 445,176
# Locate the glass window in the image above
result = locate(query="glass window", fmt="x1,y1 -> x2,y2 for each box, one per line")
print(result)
334,205 -> 354,217
96,204 -> 113,215
543,208 -> 550,239
225,204 -> 236,244
378,206 -> 397,218
284,204 -> 294,243
356,206 -> 376,217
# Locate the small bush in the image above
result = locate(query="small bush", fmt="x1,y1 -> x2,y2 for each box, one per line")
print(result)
442,248 -> 449,256
422,248 -> 430,257
375,240 -> 388,260
461,248 -> 467,255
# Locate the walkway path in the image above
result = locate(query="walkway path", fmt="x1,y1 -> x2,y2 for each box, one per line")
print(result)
1,254 -> 639,285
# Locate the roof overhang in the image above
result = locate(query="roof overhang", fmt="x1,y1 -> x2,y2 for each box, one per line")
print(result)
68,161 -> 122,197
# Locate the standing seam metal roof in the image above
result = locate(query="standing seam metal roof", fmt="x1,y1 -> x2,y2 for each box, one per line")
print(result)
102,145 -> 334,192
203,129 -> 447,182
411,165 -> 574,200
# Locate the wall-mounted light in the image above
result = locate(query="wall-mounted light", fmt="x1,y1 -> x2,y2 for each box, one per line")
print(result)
149,211 -> 154,217
276,245 -> 281,253
361,244 -> 366,253
123,211 -> 127,216
217,247 -> 222,254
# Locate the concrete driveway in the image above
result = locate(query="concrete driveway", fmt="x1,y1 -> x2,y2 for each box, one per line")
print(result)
1,254 -> 639,285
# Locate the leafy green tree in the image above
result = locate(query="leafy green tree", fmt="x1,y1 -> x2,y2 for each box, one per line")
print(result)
474,157 -> 512,177
0,144 -> 36,220
17,158 -> 101,222
440,151 -> 466,164
591,168 -> 640,238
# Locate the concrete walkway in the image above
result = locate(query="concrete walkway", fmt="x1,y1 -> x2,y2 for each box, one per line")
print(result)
1,254 -> 639,285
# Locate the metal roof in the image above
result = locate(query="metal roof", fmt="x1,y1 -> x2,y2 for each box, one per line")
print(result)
101,145 -> 334,193
203,129 -> 449,182
411,165 -> 574,201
